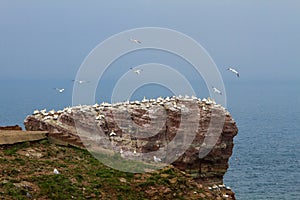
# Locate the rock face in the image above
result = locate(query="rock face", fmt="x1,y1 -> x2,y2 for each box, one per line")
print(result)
24,96 -> 238,187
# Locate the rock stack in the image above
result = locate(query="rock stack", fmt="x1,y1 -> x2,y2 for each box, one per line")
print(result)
24,96 -> 238,187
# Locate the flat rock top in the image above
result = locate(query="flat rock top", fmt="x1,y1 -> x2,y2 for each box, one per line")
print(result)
0,130 -> 48,145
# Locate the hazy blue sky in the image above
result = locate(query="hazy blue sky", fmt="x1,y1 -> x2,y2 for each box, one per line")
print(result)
0,0 -> 299,81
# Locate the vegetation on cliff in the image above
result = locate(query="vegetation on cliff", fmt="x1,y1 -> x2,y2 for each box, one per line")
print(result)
0,140 -> 234,199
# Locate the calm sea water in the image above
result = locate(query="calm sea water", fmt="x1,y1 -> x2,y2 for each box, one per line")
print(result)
0,79 -> 299,199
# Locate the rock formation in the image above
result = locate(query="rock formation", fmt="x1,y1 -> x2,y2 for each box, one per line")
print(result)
0,125 -> 22,130
24,96 -> 238,188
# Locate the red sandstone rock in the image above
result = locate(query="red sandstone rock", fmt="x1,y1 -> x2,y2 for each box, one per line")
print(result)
24,97 -> 238,191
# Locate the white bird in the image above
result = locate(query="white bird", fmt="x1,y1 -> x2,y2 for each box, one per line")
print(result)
109,130 -> 117,136
72,79 -> 90,84
130,67 -> 142,75
54,88 -> 65,93
212,185 -> 219,189
153,155 -> 162,162
96,114 -> 105,120
142,96 -> 149,103
33,110 -> 40,115
26,192 -> 32,199
129,38 -> 142,44
53,168 -> 60,174
212,86 -> 222,95
227,67 -> 239,77
40,109 -> 47,113
43,116 -> 52,120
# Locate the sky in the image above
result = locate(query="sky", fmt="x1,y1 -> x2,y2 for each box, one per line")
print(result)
0,0 -> 300,82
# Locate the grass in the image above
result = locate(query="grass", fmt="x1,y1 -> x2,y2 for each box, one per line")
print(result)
3,142 -> 30,156
0,139 -> 221,200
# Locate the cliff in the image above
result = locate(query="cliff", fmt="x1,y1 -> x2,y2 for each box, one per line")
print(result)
24,96 -> 238,190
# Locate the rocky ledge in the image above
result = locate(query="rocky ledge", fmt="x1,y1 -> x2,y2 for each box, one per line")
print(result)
24,96 -> 238,197
0,125 -> 22,131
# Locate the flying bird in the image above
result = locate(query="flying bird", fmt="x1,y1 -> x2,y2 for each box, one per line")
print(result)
227,67 -> 239,77
212,86 -> 222,95
130,67 -> 143,75
129,38 -> 142,44
54,88 -> 65,93
72,79 -> 90,84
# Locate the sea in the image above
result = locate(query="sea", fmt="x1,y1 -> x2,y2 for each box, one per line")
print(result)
0,79 -> 299,200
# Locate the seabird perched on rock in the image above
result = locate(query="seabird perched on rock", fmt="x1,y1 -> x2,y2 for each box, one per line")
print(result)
43,116 -> 52,120
49,110 -> 55,115
225,186 -> 231,190
142,96 -> 148,103
212,185 -> 219,190
66,108 -> 72,114
54,88 -> 65,93
173,101 -> 178,108
42,112 -> 49,116
92,103 -> 99,108
157,96 -> 164,102
227,67 -> 239,77
212,86 -> 222,95
101,102 -> 111,107
153,156 -> 162,162
33,110 -> 40,115
109,130 -> 117,136
40,109 -> 46,113
96,114 -> 105,120
129,38 -> 142,44
206,97 -> 213,105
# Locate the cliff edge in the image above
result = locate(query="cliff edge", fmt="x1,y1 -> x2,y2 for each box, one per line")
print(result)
24,96 -> 238,192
